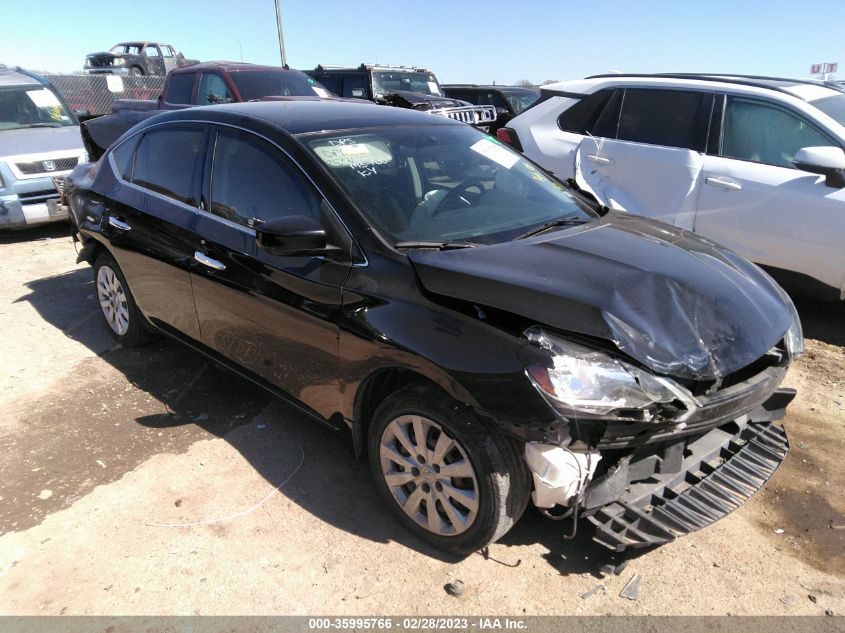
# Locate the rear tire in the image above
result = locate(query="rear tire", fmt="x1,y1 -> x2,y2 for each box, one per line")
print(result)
93,253 -> 153,346
368,383 -> 530,555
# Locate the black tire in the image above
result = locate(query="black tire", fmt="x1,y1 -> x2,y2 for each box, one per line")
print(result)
93,252 -> 153,346
368,383 -> 531,555
127,66 -> 143,77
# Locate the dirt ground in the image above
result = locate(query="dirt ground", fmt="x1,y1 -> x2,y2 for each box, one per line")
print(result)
0,224 -> 843,616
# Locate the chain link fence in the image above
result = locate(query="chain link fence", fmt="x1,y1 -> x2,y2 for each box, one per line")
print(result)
45,74 -> 165,116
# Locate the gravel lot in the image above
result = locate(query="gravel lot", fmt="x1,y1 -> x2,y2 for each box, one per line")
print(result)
1,224 -> 843,615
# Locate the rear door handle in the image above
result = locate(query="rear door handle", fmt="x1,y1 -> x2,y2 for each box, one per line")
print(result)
586,154 -> 613,165
107,216 -> 131,231
705,176 -> 742,191
193,251 -> 226,271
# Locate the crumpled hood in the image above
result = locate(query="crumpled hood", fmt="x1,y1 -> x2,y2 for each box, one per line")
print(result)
408,212 -> 793,380
0,126 -> 85,159
384,90 -> 468,110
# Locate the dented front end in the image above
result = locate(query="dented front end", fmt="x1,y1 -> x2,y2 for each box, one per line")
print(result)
522,332 -> 797,552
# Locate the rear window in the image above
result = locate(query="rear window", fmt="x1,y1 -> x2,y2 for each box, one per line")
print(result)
616,89 -> 710,151
165,73 -> 195,104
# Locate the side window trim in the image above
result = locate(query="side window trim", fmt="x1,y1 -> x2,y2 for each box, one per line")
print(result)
714,94 -> 842,165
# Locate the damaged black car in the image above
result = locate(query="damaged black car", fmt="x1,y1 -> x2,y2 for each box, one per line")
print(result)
64,101 -> 801,556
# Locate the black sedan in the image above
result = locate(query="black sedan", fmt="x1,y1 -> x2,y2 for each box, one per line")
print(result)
65,101 -> 801,556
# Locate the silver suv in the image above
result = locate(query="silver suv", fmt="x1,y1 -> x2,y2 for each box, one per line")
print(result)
0,66 -> 87,229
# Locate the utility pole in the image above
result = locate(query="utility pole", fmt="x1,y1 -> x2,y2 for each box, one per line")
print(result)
274,0 -> 287,67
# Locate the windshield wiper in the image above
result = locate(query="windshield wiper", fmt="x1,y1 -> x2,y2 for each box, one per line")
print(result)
515,216 -> 589,240
27,123 -> 62,128
394,240 -> 478,251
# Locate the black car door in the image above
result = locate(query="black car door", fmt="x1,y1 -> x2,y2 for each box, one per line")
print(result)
189,126 -> 353,420
102,123 -> 207,341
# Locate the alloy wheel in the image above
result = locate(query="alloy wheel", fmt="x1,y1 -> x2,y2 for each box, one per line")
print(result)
96,265 -> 130,336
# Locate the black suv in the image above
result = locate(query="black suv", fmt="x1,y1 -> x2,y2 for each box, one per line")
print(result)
305,64 -> 496,129
65,101 -> 799,557
443,84 -> 539,133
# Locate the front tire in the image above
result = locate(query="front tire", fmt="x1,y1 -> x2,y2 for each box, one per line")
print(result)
127,66 -> 143,77
368,383 -> 530,555
94,253 -> 152,346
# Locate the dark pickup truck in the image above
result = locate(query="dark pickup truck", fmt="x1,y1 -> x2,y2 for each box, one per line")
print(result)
84,42 -> 197,76
112,62 -> 334,113
306,64 -> 497,129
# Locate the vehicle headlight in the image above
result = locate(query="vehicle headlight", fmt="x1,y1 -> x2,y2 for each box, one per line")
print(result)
784,297 -> 804,360
525,327 -> 698,418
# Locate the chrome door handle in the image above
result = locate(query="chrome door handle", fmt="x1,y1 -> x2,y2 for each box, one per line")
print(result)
107,216 -> 131,231
193,251 -> 226,271
705,177 -> 742,191
586,154 -> 613,165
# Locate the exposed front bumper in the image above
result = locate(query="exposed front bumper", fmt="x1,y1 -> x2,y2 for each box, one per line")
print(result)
84,67 -> 129,75
584,388 -> 794,552
0,196 -> 67,229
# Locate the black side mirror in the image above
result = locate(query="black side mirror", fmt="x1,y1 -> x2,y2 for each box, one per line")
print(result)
256,215 -> 327,256
73,108 -> 91,121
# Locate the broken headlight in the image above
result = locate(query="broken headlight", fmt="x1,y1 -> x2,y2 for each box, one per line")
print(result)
524,327 -> 698,419
783,296 -> 804,360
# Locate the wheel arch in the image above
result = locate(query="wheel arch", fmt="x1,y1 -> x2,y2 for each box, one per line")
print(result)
351,366 -> 476,459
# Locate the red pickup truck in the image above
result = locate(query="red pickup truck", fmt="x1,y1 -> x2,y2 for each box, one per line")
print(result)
112,61 -> 334,112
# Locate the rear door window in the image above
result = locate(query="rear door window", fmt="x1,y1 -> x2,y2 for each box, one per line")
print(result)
165,73 -> 195,104
616,88 -> 710,151
209,130 -> 320,227
132,127 -> 205,205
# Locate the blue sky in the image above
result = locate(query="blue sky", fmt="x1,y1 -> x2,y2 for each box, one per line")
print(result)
2,0 -> 844,83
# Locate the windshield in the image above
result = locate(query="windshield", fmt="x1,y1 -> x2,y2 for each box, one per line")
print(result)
110,44 -> 142,55
230,71 -> 331,100
372,71 -> 442,97
304,125 -> 596,245
0,86 -> 76,131
503,89 -> 540,113
812,94 -> 845,127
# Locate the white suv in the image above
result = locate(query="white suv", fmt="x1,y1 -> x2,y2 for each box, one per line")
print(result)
500,74 -> 845,301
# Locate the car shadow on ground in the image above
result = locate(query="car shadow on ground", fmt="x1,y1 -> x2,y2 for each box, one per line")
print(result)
794,296 -> 845,347
16,263 -> 624,575
0,222 -> 72,244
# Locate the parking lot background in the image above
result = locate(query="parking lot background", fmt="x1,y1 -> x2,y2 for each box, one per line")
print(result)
0,225 -> 842,615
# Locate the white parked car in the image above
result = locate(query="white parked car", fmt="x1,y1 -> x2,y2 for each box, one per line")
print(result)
499,73 -> 845,301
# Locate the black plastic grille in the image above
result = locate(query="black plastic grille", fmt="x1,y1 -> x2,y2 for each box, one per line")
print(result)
16,157 -> 79,175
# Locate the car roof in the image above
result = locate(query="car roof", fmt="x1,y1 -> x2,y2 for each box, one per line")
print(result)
443,84 -> 538,92
148,100 -> 462,134
173,61 -> 300,74
584,73 -> 845,102
0,66 -> 42,87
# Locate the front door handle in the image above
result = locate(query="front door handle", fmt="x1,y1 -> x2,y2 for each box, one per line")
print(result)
107,216 -> 131,231
586,154 -> 613,165
705,176 -> 742,191
193,251 -> 226,271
